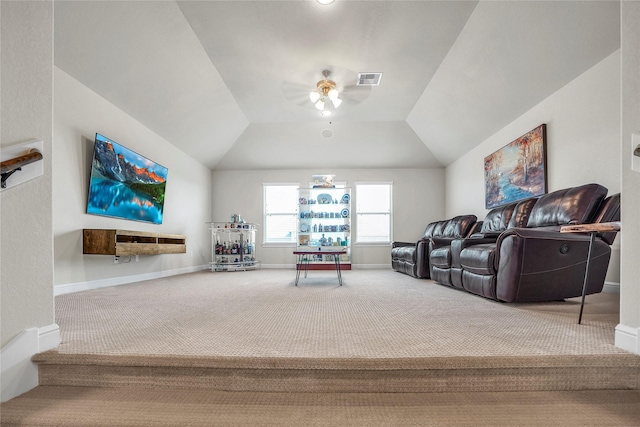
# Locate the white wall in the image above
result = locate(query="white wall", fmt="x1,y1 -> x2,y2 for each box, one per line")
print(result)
53,68 -> 212,291
0,0 -> 59,401
617,1 -> 640,353
445,50 -> 621,282
1,1 -> 54,348
212,168 -> 445,268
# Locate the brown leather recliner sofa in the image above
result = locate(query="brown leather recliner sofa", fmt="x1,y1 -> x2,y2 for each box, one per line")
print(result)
430,197 -> 537,288
433,183 -> 620,302
391,215 -> 478,279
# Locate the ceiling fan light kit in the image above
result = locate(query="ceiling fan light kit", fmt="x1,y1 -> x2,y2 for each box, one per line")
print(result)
310,70 -> 342,116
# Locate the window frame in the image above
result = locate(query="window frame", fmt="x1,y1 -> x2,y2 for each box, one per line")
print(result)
354,181 -> 393,245
262,183 -> 299,246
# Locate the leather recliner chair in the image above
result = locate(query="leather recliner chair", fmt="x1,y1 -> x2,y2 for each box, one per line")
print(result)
456,184 -> 617,302
429,198 -> 537,288
391,215 -> 478,279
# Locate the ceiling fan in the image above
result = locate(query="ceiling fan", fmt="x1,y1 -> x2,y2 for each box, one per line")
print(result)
281,67 -> 372,115
309,70 -> 342,116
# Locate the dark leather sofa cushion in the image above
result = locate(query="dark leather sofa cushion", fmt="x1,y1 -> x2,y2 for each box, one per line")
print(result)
422,221 -> 446,239
526,183 -> 607,228
451,237 -> 498,269
459,243 -> 497,275
461,270 -> 497,300
465,198 -> 536,240
508,198 -> 538,228
424,215 -> 477,240
443,215 -> 478,238
392,245 -> 416,263
429,246 -> 451,268
479,203 -> 516,234
392,259 -> 418,277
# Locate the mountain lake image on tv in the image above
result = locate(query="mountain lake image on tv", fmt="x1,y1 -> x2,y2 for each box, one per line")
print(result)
87,133 -> 168,224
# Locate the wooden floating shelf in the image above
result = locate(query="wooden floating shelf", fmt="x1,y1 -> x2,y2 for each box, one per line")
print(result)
83,229 -> 186,256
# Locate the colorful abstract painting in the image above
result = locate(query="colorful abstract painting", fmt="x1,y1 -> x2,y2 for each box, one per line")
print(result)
484,124 -> 547,209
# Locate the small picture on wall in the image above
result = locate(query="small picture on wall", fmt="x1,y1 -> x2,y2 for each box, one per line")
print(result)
484,124 -> 547,209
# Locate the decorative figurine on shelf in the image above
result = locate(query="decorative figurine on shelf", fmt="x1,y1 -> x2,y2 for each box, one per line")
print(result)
311,174 -> 335,188
230,213 -> 244,223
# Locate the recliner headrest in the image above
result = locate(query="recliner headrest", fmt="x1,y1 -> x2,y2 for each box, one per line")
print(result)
526,183 -> 607,228
508,198 -> 537,229
423,215 -> 478,239
481,203 -> 517,233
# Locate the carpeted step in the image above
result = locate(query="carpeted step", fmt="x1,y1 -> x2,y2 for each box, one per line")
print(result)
2,386 -> 640,426
33,351 -> 640,393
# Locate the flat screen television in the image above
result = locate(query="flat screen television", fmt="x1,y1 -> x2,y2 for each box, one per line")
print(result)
87,133 -> 168,224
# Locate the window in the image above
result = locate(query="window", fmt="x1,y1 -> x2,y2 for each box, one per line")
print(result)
263,184 -> 298,244
356,182 -> 392,243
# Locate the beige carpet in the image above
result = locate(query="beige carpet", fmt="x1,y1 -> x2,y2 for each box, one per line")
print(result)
3,269 -> 640,426
30,269 -> 639,393
49,269 -> 631,361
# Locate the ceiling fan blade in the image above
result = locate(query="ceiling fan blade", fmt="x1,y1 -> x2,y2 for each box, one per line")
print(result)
281,80 -> 312,107
339,84 -> 372,105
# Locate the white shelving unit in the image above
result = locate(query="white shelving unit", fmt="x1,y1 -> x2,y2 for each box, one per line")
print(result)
208,222 -> 260,271
297,187 -> 351,270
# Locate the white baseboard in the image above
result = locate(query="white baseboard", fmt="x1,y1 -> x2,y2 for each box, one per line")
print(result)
261,264 -> 392,270
54,265 -> 209,296
602,281 -> 620,293
261,264 -> 295,269
352,264 -> 392,269
615,324 -> 640,355
1,324 -> 60,402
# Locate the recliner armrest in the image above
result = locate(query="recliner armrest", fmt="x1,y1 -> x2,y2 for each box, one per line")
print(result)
429,236 -> 456,250
451,236 -> 501,268
391,241 -> 415,248
469,232 -> 502,239
496,227 -> 597,245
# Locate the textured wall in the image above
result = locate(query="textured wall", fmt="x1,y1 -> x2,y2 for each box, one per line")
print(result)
53,69 -> 213,287
620,2 -> 640,329
1,1 -> 54,347
445,51 -> 622,283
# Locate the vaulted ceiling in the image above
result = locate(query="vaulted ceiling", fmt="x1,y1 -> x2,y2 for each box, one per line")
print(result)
54,1 -> 620,170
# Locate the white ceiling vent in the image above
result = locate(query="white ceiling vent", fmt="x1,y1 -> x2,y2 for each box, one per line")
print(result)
357,72 -> 383,86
